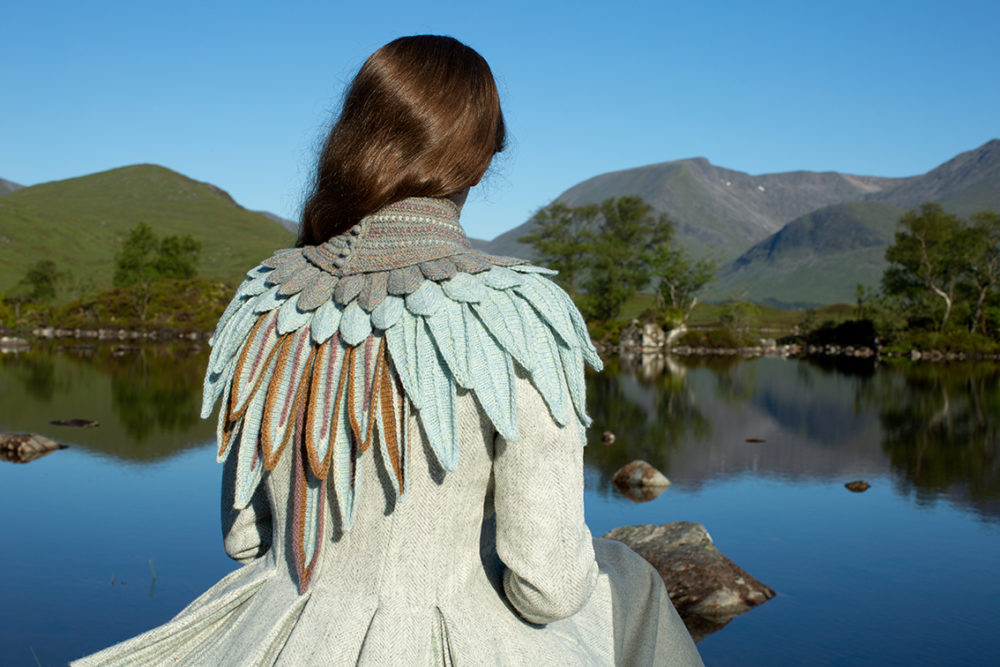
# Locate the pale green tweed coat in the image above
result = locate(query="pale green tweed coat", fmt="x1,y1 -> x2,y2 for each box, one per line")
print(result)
74,198 -> 702,666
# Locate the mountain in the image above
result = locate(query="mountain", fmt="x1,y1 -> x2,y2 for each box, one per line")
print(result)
713,141 -> 1000,306
257,210 -> 299,235
0,164 -> 295,294
479,158 -> 903,262
0,178 -> 22,196
478,140 -> 999,307
869,140 -> 1000,216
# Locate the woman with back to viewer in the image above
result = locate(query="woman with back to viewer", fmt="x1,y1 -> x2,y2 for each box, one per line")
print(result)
74,35 -> 703,666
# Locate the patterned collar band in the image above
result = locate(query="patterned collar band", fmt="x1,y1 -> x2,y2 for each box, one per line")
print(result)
250,197 -> 525,315
303,197 -> 511,277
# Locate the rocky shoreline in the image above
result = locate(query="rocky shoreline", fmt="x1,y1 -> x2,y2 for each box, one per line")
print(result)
604,321 -> 1000,362
4,321 -> 1000,362
0,327 -> 208,349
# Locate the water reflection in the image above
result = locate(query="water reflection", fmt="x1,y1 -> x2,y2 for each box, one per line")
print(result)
0,343 -> 214,462
585,355 -> 711,487
876,362 -> 1000,519
586,353 -> 1000,521
3,343 -> 998,520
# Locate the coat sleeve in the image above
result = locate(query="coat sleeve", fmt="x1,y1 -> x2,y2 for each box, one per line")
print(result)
220,450 -> 273,564
492,370 -> 598,625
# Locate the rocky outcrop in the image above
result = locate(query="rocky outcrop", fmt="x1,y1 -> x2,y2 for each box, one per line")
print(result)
1,433 -> 67,463
618,321 -> 669,352
0,336 -> 29,352
604,521 -> 775,641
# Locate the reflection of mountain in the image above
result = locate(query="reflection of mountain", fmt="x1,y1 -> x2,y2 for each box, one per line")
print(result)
586,356 -> 1000,521
634,358 -> 888,485
0,344 -> 214,461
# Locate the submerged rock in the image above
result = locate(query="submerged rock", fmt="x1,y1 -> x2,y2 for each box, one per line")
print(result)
845,480 -> 870,492
611,461 -> 671,502
604,521 -> 775,642
614,484 -> 668,503
1,433 -> 68,464
50,418 -> 100,428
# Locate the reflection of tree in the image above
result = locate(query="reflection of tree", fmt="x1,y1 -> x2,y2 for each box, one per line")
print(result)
103,347 -> 205,444
3,353 -> 58,402
585,357 -> 711,484
879,362 -> 1000,511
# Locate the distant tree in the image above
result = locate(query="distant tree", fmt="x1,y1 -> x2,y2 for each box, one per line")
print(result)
17,259 -> 70,304
3,260 -> 72,321
114,222 -> 201,321
581,196 -> 673,321
518,202 -> 593,294
652,246 -> 715,323
720,301 -> 760,334
964,211 -> 1000,335
883,203 -> 970,331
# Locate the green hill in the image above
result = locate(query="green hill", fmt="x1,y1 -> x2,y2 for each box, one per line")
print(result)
710,201 -> 904,307
0,164 -> 295,295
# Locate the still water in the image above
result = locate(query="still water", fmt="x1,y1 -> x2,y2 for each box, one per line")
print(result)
1,344 -> 998,666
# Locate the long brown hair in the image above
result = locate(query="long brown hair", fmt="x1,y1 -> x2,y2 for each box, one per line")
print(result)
298,35 -> 506,246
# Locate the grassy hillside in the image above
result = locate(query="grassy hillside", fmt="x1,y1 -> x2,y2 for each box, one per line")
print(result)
0,164 -> 295,296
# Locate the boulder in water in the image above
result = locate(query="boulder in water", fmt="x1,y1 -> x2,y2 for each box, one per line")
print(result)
604,521 -> 775,641
1,433 -> 68,464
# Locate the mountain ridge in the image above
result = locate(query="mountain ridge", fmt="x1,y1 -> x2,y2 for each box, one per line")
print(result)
478,140 -> 999,306
480,156 -> 907,262
0,178 -> 22,196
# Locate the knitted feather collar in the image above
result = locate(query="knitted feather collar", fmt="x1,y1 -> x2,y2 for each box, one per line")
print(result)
202,196 -> 602,592
263,197 -> 525,314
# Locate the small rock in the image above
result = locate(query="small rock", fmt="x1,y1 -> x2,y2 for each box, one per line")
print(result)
605,522 -> 775,642
50,418 -> 100,428
744,437 -> 765,443
1,433 -> 68,464
845,480 -> 870,492
601,431 -> 616,445
612,460 -> 670,488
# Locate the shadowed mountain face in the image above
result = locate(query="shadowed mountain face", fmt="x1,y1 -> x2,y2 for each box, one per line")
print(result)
711,201 -> 905,306
714,141 -> 1000,305
0,164 -> 295,292
0,178 -> 22,196
477,140 -> 999,306
481,158 -> 902,262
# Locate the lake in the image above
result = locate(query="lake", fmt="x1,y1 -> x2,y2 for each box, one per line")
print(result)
2,343 -> 998,666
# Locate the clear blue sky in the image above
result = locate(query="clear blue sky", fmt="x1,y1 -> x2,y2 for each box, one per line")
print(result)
3,0 -> 998,240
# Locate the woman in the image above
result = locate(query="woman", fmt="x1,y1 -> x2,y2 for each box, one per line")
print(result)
75,35 -> 702,666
